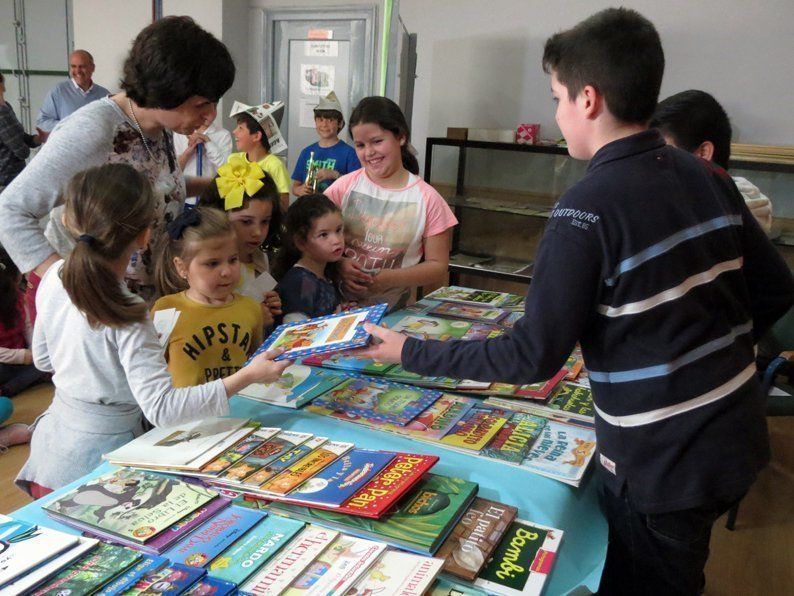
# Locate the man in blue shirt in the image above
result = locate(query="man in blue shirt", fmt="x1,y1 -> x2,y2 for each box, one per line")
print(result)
36,50 -> 109,132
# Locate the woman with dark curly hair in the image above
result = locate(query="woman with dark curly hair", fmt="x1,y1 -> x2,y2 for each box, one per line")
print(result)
0,16 -> 235,302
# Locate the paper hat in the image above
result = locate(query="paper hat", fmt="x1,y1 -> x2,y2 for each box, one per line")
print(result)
229,100 -> 287,154
314,91 -> 343,115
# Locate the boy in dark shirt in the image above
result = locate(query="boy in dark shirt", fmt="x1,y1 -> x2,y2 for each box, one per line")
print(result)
358,8 -> 794,595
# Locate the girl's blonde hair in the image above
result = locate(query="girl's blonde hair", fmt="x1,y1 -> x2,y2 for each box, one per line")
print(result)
61,164 -> 156,328
155,206 -> 235,297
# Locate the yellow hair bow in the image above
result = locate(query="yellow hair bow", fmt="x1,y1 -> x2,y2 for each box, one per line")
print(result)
215,155 -> 265,210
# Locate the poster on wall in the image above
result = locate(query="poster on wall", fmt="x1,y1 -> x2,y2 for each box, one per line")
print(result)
299,98 -> 320,128
305,41 -> 339,57
301,64 -> 335,96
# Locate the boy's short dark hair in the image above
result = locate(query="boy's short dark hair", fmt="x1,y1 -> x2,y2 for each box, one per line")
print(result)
314,109 -> 344,130
236,113 -> 271,151
650,90 -> 732,169
542,7 -> 664,124
121,16 -> 234,109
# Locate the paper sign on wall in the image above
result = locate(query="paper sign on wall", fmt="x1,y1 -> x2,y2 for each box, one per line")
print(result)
305,40 -> 338,57
300,64 -> 335,96
299,98 -> 320,128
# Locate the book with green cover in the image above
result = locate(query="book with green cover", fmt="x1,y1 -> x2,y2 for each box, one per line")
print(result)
44,468 -> 217,544
31,542 -> 142,595
270,474 -> 478,555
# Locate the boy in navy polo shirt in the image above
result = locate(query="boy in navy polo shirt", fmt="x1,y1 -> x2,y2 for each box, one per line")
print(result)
358,8 -> 794,595
291,91 -> 360,197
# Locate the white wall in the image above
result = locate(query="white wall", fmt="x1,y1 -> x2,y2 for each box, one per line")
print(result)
400,0 -> 794,170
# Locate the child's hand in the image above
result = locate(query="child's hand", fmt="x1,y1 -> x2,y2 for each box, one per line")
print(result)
246,349 -> 293,384
263,291 -> 283,316
261,303 -> 275,328
341,301 -> 359,311
315,168 -> 339,182
340,258 -> 373,295
366,270 -> 393,297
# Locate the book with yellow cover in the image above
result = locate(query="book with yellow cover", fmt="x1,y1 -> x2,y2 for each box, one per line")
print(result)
258,441 -> 354,495
440,407 -> 509,451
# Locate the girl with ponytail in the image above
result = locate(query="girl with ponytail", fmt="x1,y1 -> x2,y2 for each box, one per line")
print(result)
17,164 -> 290,497
324,96 -> 457,311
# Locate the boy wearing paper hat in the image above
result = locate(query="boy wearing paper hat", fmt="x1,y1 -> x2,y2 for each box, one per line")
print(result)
229,100 -> 291,212
291,91 -> 360,197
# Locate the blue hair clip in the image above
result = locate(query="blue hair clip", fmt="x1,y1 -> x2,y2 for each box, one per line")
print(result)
166,209 -> 202,240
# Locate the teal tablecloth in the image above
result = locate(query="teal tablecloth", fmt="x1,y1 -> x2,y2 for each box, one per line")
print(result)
13,396 -> 606,595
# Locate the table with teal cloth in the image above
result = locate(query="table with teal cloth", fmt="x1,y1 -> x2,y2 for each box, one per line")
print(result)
12,395 -> 607,595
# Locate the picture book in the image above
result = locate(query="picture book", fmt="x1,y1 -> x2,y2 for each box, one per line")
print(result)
330,453 -> 439,518
95,554 -> 168,596
399,394 -> 476,440
0,536 -> 98,596
390,314 -> 503,343
435,498 -> 518,581
513,369 -> 568,399
239,526 -> 339,595
544,383 -> 595,421
198,428 -> 281,477
208,515 -> 305,585
428,301 -> 510,323
430,576 -> 488,595
0,515 -> 81,588
311,376 -> 442,426
55,496 -> 230,555
302,352 -> 396,376
424,286 -> 516,308
44,468 -> 218,544
381,365 -> 461,390
474,519 -> 563,596
480,413 -> 548,464
216,430 -> 313,484
500,311 -> 524,329
259,440 -> 354,495
250,303 -> 387,362
102,417 -> 253,470
242,436 -> 329,488
563,352 -> 584,380
237,365 -> 349,408
346,550 -> 444,596
282,534 -> 386,596
283,449 -> 396,509
183,576 -> 237,595
32,542 -> 143,596
519,419 -> 597,487
440,407 -> 510,451
270,474 -> 478,555
121,562 -> 205,595
163,505 -> 266,567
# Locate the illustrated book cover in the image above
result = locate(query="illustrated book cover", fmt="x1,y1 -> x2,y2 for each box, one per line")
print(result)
346,550 -> 444,596
258,440 -> 354,495
237,365 -> 348,408
248,303 -> 387,362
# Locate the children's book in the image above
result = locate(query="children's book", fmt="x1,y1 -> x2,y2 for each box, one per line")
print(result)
270,474 -> 478,555
162,505 -> 266,568
281,449 -> 396,509
241,436 -> 329,488
302,352 -> 396,376
121,562 -> 205,595
95,554 -> 168,596
258,440 -> 354,495
381,365 -> 462,390
430,576 -> 489,595
55,496 -> 231,555
44,468 -> 218,544
500,311 -> 524,329
237,365 -> 349,408
519,419 -> 597,487
103,417 -> 254,470
249,303 -> 388,362
544,382 -> 595,421
31,542 -> 143,596
198,428 -> 282,478
282,534 -> 387,596
389,314 -> 475,341
399,394 -> 477,440
480,413 -> 548,464
215,430 -> 313,485
183,576 -> 237,595
239,526 -> 339,595
513,369 -> 568,399
440,407 -> 510,451
428,301 -> 510,323
311,376 -> 442,426
474,519 -> 563,596
435,498 -> 518,581
0,515 -> 82,588
207,515 -> 305,585
424,286 -> 517,308
346,550 -> 444,596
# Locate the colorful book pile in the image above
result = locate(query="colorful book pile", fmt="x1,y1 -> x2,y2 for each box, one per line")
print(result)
102,420 -> 447,518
